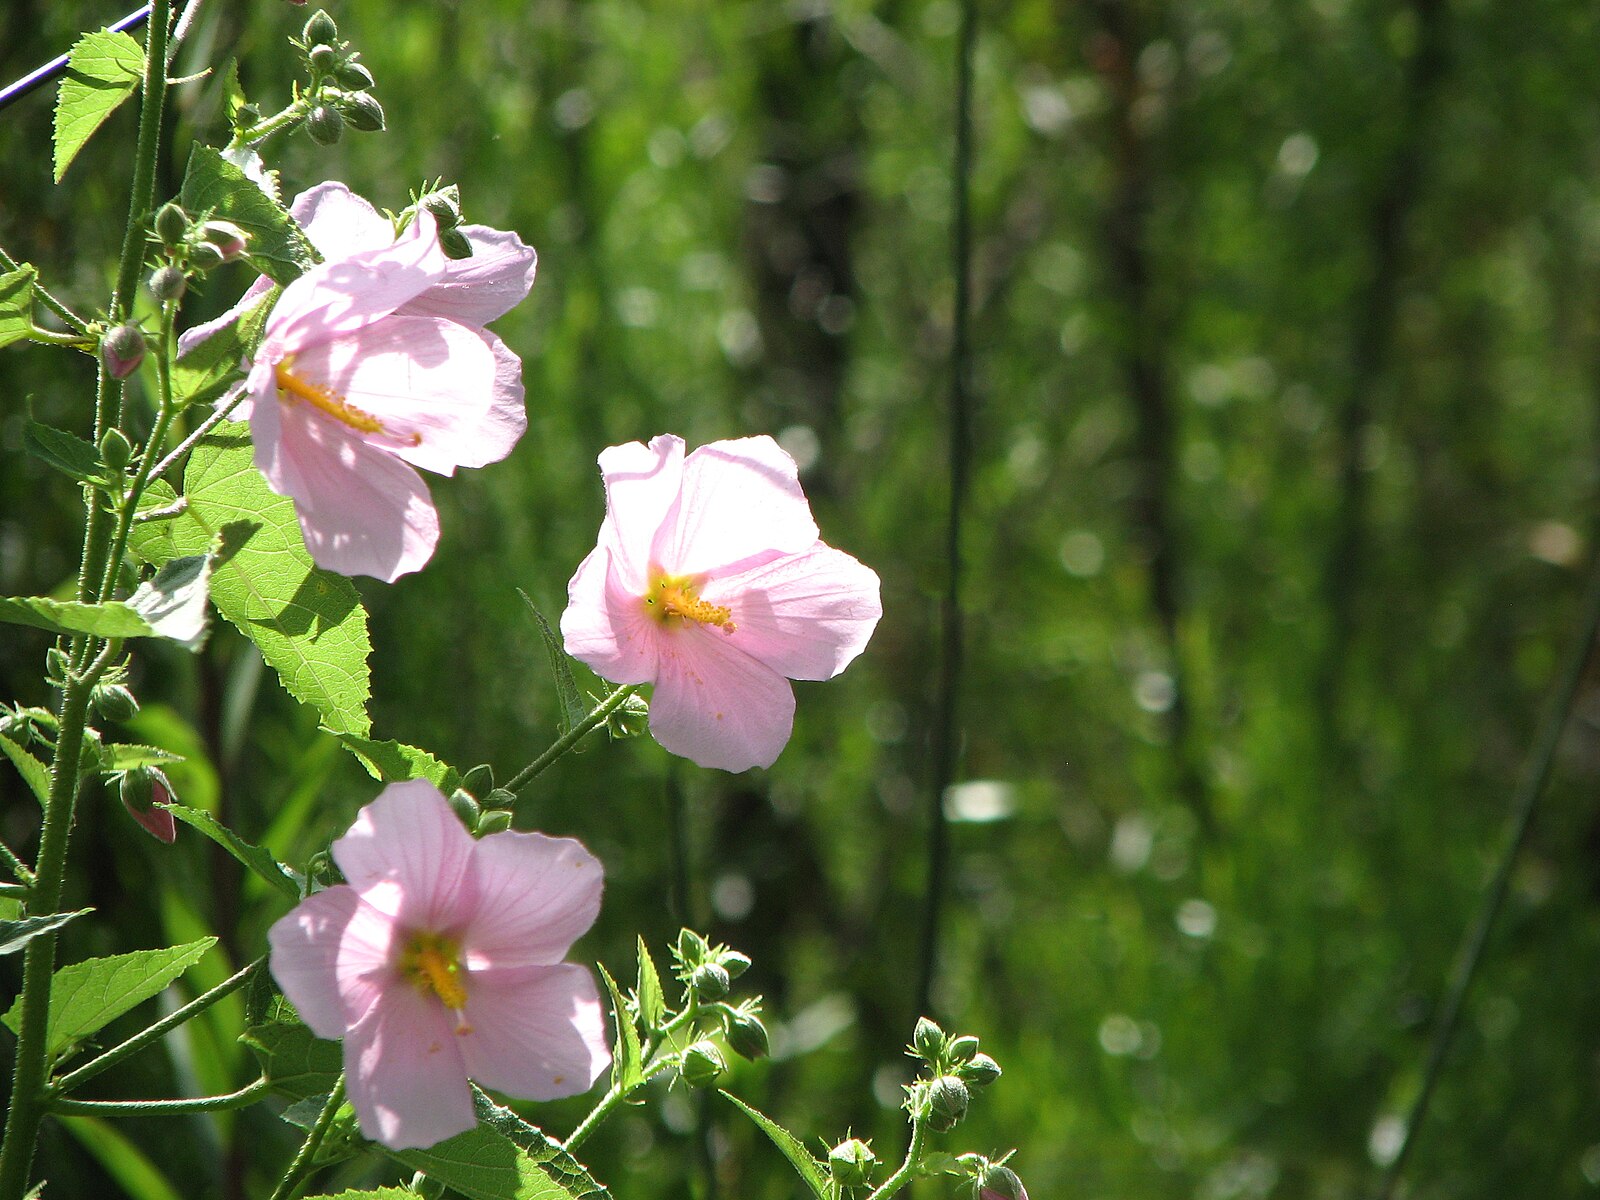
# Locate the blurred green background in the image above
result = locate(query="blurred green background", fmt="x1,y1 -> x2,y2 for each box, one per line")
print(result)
6,0 -> 1600,1197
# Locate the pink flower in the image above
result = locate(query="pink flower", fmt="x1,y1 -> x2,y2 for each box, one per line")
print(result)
186,183 -> 536,580
561,434 -> 881,772
267,780 -> 610,1150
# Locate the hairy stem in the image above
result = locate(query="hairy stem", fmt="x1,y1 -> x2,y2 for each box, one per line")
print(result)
866,1114 -> 929,1200
505,684 -> 642,796
48,1077 -> 269,1116
109,0 -> 171,324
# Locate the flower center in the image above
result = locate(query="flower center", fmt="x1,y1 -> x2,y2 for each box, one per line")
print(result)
642,572 -> 735,632
400,931 -> 472,1032
273,359 -> 421,445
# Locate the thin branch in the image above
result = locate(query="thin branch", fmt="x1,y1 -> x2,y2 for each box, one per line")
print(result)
48,1077 -> 268,1115
505,684 -> 642,796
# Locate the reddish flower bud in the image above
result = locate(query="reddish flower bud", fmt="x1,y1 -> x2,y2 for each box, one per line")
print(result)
120,769 -> 178,844
101,324 -> 145,379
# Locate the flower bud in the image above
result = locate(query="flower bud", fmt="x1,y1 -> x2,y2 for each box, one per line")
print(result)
421,192 -> 461,228
828,1139 -> 878,1188
484,787 -> 517,808
959,1052 -> 1002,1089
926,1075 -> 969,1131
448,788 -> 481,828
690,962 -> 730,1000
912,1016 -> 946,1060
340,92 -> 385,133
153,201 -> 189,246
100,324 -> 145,380
975,1165 -> 1028,1200
234,101 -> 261,130
308,43 -> 338,73
307,105 -> 344,145
99,428 -> 133,471
721,950 -> 752,979
121,768 -> 177,844
677,928 -> 707,968
336,60 -> 376,91
476,809 -> 513,836
302,9 -> 337,45
187,241 -> 225,272
148,265 -> 187,301
92,682 -> 139,722
461,763 -> 494,798
724,1008 -> 769,1060
439,227 -> 473,260
679,1040 -> 726,1088
947,1034 -> 980,1063
199,220 -> 249,262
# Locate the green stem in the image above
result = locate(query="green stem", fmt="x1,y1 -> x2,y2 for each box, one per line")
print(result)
48,1077 -> 269,1116
53,958 -> 263,1094
0,244 -> 88,336
149,387 -> 248,480
866,1115 -> 929,1200
110,0 -> 171,324
270,1075 -> 345,1200
0,838 -> 34,885
564,1000 -> 698,1153
505,684 -> 641,796
231,97 -> 313,149
25,328 -> 94,350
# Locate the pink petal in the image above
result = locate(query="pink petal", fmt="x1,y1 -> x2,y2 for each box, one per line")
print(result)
345,984 -> 475,1150
252,391 -> 441,581
263,211 -> 448,353
399,226 -> 538,327
597,435 -> 685,588
457,963 -> 609,1101
176,275 -> 274,358
660,436 -> 818,576
461,833 -> 603,970
708,542 -> 882,681
332,781 -> 478,931
284,315 -> 499,477
456,329 -> 529,469
267,886 -> 396,1040
561,547 -> 662,686
650,625 -> 796,771
290,182 -> 395,257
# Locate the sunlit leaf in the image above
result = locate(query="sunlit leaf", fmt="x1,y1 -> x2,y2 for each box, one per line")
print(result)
598,963 -> 644,1092
719,1093 -> 830,1200
338,734 -> 461,793
0,594 -> 153,639
519,590 -> 587,738
243,1018 -> 343,1102
0,265 -> 38,351
23,421 -> 108,486
0,732 -> 50,805
179,144 -> 315,284
52,30 -> 143,183
161,805 -> 300,899
635,936 -> 666,1032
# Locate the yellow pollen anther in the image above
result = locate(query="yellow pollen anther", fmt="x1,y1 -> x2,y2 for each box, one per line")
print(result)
274,361 -> 420,446
643,574 -> 735,631
403,934 -> 470,1021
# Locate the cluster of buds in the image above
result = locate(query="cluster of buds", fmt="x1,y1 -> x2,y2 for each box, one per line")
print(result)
408,184 -> 474,260
295,10 -> 384,147
147,200 -> 251,302
909,1017 -> 1003,1132
670,929 -> 769,1089
448,763 -> 517,836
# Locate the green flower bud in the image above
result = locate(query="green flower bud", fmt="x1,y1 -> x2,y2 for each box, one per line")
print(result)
340,91 -> 385,133
92,682 -> 139,722
974,1165 -> 1028,1200
724,1008 -> 769,1060
234,101 -> 261,131
679,1040 -> 725,1088
148,265 -> 187,301
676,928 -> 707,968
99,427 -> 133,471
947,1034 -> 980,1063
188,241 -> 225,272
307,105 -> 344,145
926,1075 -> 969,1131
959,1052 -> 1002,1088
438,227 -> 473,260
912,1016 -> 946,1061
476,809 -> 513,836
100,325 -> 145,380
302,9 -> 337,45
421,191 -> 461,228
828,1138 -> 878,1187
308,43 -> 338,73
153,201 -> 189,246
690,962 -> 730,1000
461,763 -> 494,798
336,60 -> 376,91
448,788 -> 482,828
484,787 -> 517,808
720,950 -> 752,979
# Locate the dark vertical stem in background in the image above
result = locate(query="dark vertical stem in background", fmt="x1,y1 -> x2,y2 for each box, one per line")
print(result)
1086,0 -> 1212,837
913,0 -> 977,1022
1320,0 -> 1447,716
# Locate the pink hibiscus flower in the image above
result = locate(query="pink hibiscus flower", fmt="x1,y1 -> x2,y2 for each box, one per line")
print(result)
560,433 -> 882,772
185,183 -> 536,580
267,780 -> 610,1150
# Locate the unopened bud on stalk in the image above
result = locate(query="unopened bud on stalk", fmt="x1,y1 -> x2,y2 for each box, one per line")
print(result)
307,105 -> 344,145
475,809 -> 513,836
679,1040 -> 726,1088
100,324 -> 145,379
336,61 -> 376,91
302,9 -> 337,45
677,928 -> 707,967
199,220 -> 249,262
448,788 -> 481,828
439,227 -> 473,260
340,92 -> 385,133
959,1052 -> 1002,1088
120,768 -> 177,844
461,763 -> 494,798
422,192 -> 462,228
308,43 -> 338,73
926,1075 -> 969,1131
828,1139 -> 878,1187
99,428 -> 133,471
721,950 -> 752,979
724,1008 -> 769,1060
912,1016 -> 946,1061
974,1165 -> 1028,1200
153,201 -> 189,246
947,1035 -> 980,1063
148,265 -> 186,302
188,242 -> 225,272
690,962 -> 730,1000
92,682 -> 139,722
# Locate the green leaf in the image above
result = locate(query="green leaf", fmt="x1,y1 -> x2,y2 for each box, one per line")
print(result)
0,265 -> 38,351
519,590 -> 587,738
0,909 -> 91,956
281,1093 -> 364,1168
128,424 -> 372,736
0,732 -> 50,805
0,595 -> 154,639
338,734 -> 461,793
635,936 -> 666,1031
171,288 -> 276,409
394,1087 -> 612,1200
2,937 -> 216,1059
23,422 -> 108,486
99,742 -> 184,771
59,1116 -> 182,1200
598,963 -> 644,1092
304,1191 -> 421,1200
52,30 -> 144,183
162,805 -> 300,899
242,1018 -> 343,1101
719,1093 -> 831,1200
179,144 -> 316,285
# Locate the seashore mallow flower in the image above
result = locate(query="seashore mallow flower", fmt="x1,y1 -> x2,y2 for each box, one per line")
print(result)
561,433 -> 882,772
267,780 -> 610,1150
184,182 -> 536,581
